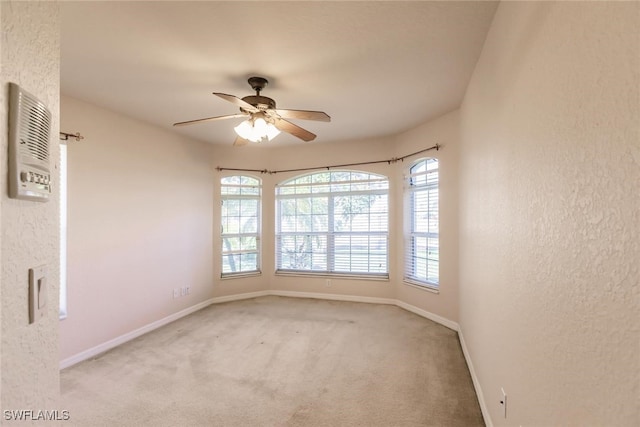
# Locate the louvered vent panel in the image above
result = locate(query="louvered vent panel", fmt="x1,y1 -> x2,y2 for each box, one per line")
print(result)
8,83 -> 52,202
18,92 -> 51,162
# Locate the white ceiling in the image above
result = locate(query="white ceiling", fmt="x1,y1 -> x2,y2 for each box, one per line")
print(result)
61,1 -> 498,147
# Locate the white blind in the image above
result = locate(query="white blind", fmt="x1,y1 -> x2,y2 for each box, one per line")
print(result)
276,171 -> 389,277
404,159 -> 439,287
221,175 -> 261,276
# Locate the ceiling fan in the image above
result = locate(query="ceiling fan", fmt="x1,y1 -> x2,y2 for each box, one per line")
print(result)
173,77 -> 330,146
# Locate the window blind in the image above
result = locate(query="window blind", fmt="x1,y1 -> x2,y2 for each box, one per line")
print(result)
404,159 -> 439,288
221,175 -> 261,276
276,171 -> 389,277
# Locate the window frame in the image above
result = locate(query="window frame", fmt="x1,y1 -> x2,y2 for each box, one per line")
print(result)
275,170 -> 389,279
59,142 -> 68,319
220,175 -> 262,278
404,158 -> 439,291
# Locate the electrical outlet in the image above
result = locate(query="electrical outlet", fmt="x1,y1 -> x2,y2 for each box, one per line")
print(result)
325,279 -> 331,287
500,388 -> 507,418
173,288 -> 179,298
185,286 -> 191,295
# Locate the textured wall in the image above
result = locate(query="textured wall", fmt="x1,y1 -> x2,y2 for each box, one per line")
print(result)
59,97 -> 214,361
459,1 -> 639,425
0,0 -> 61,415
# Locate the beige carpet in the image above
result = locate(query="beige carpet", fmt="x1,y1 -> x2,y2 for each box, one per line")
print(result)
61,296 -> 484,426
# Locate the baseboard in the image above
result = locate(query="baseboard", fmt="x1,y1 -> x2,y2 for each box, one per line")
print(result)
270,290 -> 397,306
210,290 -> 270,304
395,300 -> 459,331
458,326 -> 492,427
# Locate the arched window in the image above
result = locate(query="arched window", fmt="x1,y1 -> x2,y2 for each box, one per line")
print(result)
276,171 -> 389,277
405,158 -> 439,288
221,175 -> 261,277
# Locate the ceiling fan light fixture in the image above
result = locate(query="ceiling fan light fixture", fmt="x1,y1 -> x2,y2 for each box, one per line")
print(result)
234,115 -> 281,143
174,76 -> 328,145
253,117 -> 268,135
234,119 -> 253,140
265,122 -> 281,141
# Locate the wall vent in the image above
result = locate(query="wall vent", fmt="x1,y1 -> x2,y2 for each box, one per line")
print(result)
8,83 -> 52,202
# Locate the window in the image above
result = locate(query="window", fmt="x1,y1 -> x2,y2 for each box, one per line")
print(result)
276,171 -> 388,277
405,158 -> 439,288
221,175 -> 261,276
60,143 -> 68,319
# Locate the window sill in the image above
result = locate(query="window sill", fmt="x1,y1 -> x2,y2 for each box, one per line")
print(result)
221,271 -> 262,280
276,270 -> 389,282
403,279 -> 439,294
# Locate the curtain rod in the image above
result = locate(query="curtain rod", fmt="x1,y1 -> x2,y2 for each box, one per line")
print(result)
216,143 -> 440,175
59,131 -> 84,141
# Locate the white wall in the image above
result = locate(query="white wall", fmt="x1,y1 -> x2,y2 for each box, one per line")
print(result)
0,0 -> 61,415
59,96 -> 214,361
459,2 -> 639,425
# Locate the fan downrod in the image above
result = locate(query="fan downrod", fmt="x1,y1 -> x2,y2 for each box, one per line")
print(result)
248,76 -> 268,95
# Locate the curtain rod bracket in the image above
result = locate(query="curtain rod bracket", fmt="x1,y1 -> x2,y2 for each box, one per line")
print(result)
60,132 -> 84,142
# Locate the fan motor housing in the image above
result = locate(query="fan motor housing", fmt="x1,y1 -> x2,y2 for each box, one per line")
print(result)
241,95 -> 276,111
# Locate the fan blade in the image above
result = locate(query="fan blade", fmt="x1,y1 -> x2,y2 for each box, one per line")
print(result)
173,113 -> 246,127
213,93 -> 258,113
273,118 -> 317,142
274,109 -> 331,122
233,136 -> 249,147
